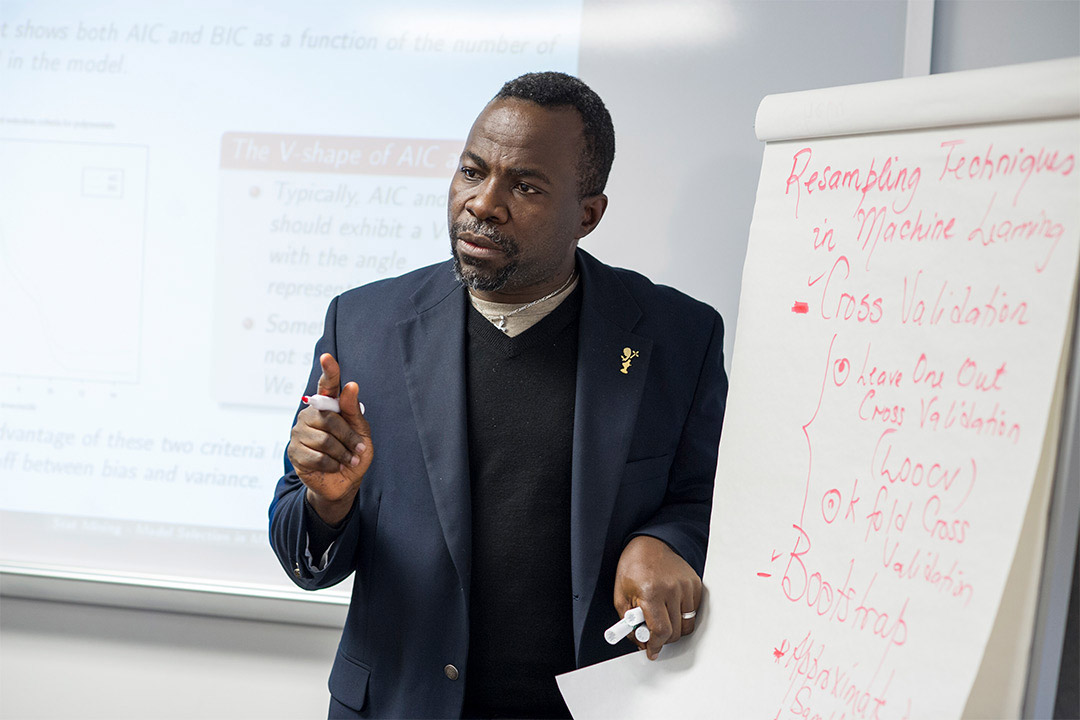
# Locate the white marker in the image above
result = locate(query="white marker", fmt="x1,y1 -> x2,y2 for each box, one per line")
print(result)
302,395 -> 365,414
604,607 -> 646,645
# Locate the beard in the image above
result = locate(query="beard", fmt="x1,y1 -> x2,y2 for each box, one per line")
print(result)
449,219 -> 521,292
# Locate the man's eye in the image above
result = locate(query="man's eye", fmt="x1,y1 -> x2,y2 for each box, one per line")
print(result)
515,183 -> 536,194
460,166 -> 479,179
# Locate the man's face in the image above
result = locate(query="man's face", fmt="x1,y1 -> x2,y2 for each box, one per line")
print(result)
447,98 -> 606,301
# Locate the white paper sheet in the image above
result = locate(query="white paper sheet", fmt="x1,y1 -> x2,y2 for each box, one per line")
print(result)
560,60 -> 1080,719
755,58 -> 1079,142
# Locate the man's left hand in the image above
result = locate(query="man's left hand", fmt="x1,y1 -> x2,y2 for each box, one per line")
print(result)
614,535 -> 702,660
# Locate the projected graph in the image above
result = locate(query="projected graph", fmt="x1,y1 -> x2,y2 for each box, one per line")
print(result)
0,140 -> 146,382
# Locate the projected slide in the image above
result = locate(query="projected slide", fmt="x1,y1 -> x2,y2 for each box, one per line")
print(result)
0,140 -> 145,382
0,0 -> 582,595
215,133 -> 456,407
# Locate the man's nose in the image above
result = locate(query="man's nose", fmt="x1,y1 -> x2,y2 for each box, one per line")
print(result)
465,180 -> 508,224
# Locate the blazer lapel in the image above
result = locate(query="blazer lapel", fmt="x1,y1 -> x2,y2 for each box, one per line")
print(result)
570,251 -> 652,659
397,265 -> 472,594
395,253 -> 653,651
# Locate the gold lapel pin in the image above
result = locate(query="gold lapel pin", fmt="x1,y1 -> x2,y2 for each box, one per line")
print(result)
620,347 -> 640,374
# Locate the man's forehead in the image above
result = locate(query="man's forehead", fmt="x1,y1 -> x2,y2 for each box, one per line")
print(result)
465,98 -> 584,160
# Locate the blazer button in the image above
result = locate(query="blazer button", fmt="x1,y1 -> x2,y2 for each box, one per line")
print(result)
293,563 -> 302,578
444,664 -> 459,681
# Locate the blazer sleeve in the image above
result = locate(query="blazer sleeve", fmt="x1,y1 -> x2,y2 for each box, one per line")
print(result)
268,295 -> 363,590
628,310 -> 728,577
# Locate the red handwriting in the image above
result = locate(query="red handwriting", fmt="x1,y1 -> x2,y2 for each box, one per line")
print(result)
781,525 -> 910,649
956,357 -> 1006,392
881,543 -> 974,606
900,271 -> 1029,328
918,396 -> 1021,443
760,125 -> 1073,716
785,147 -> 921,218
914,353 -> 1005,393
812,221 -> 836,251
938,139 -> 1076,205
858,389 -> 905,426
815,256 -> 884,323
872,428 -> 976,503
921,495 -> 969,544
854,205 -> 956,271
821,478 -> 862,526
912,353 -> 946,389
821,489 -> 842,524
864,485 -> 912,543
857,343 -> 903,388
967,193 -> 1064,273
858,479 -> 971,548
802,334 -> 844,523
774,631 -> 904,720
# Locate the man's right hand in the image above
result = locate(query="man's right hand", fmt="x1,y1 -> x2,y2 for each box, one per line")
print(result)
287,353 -> 374,525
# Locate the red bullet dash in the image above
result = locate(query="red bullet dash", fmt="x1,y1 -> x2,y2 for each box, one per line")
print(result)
791,302 -> 809,314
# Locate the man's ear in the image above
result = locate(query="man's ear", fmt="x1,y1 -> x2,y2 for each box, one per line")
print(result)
576,194 -> 608,239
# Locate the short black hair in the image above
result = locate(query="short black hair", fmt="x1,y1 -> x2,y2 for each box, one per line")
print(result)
494,71 -> 615,198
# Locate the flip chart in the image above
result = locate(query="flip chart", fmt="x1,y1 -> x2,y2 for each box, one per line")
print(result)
559,57 -> 1079,719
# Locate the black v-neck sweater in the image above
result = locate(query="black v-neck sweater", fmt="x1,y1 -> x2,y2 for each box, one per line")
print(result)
462,284 -> 581,720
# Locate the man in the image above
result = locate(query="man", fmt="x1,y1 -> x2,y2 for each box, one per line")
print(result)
270,72 -> 727,719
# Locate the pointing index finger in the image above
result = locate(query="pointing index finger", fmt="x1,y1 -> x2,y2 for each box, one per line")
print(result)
317,353 -> 341,398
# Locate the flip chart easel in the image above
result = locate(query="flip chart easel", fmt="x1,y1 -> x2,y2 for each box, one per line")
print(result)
558,57 -> 1080,719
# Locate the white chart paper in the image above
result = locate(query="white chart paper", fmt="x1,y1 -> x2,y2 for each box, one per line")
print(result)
560,59 -> 1079,719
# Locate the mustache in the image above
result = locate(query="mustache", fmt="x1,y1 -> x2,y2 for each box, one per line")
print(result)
450,219 -> 516,253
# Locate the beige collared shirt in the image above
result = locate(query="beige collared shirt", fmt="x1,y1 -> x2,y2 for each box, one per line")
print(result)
468,275 -> 580,338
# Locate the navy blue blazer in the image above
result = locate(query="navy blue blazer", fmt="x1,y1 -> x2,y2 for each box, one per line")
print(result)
270,249 -> 727,718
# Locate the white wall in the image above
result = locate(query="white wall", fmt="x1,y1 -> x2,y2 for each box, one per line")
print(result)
578,0 -> 906,370
2,2 -> 1077,719
0,597 -> 339,719
931,0 -> 1079,73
